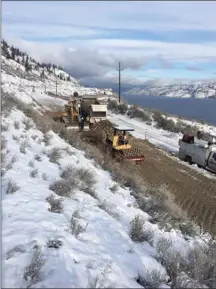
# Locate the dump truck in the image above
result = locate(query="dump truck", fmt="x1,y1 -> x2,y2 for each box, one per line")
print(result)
80,97 -> 107,124
178,130 -> 216,173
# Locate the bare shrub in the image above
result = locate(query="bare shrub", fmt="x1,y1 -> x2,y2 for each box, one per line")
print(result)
49,147 -> 62,164
87,262 -> 114,288
174,272 -> 204,288
49,179 -> 76,197
75,167 -> 96,190
98,199 -> 119,220
63,146 -> 75,156
155,237 -> 186,282
46,194 -> 63,213
5,245 -> 26,260
69,210 -> 88,238
109,184 -> 118,193
1,136 -> 7,150
184,243 -> 216,288
28,160 -> 35,168
1,152 -> 16,176
43,132 -> 53,146
14,121 -> 20,129
34,154 -> 42,162
47,238 -> 63,249
6,179 -> 20,194
129,214 -> 146,242
30,168 -> 39,178
20,140 -> 30,154
11,155 -> 18,164
127,106 -> 150,122
136,268 -> 167,288
42,172 -> 48,181
23,117 -> 34,130
1,123 -> 9,131
60,165 -> 76,180
12,135 -> 19,141
60,165 -> 96,192
31,135 -> 38,140
23,245 -> 45,287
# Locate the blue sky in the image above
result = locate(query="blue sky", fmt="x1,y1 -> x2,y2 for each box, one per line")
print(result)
2,1 -> 216,87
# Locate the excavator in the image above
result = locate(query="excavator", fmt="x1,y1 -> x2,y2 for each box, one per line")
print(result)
105,126 -> 145,164
47,99 -> 90,131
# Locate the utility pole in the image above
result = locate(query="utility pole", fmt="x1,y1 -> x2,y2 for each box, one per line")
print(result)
55,77 -> 58,97
116,61 -> 124,103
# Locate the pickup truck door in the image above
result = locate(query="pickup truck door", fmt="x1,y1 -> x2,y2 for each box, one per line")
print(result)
208,152 -> 216,172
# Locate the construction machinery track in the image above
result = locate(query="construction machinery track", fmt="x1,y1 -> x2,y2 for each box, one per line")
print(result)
81,120 -> 216,236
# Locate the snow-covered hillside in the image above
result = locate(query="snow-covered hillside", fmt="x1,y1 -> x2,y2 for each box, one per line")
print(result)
125,81 -> 216,98
2,89 -> 215,289
1,40 -> 114,99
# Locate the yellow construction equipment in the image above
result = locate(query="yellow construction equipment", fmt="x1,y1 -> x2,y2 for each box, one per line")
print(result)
105,126 -> 145,164
47,99 -> 90,130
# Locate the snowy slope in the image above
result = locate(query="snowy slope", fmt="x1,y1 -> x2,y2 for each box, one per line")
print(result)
2,106 -> 207,288
125,81 -> 216,99
1,52 -> 114,99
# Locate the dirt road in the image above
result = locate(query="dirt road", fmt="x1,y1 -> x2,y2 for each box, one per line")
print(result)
83,121 -> 216,236
133,138 -> 216,235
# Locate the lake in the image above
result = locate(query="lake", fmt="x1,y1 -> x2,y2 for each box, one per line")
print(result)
123,95 -> 216,126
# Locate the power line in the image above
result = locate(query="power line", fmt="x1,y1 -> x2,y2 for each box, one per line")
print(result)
116,61 -> 124,103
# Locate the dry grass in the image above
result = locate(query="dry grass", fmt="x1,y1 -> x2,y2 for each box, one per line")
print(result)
60,165 -> 96,193
98,199 -> 119,220
6,179 -> 20,194
87,262 -> 114,288
1,150 -> 18,176
49,179 -> 77,197
69,210 -> 88,238
48,147 -> 62,164
129,214 -> 146,243
23,245 -> 45,288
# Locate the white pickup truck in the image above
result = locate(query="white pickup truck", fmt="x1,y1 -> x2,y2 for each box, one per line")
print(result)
178,131 -> 216,173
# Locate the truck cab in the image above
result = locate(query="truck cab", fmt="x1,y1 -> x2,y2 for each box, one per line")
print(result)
208,151 -> 216,172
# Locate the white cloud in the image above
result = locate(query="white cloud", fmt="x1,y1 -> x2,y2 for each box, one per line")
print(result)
2,1 -> 216,88
3,1 -> 216,32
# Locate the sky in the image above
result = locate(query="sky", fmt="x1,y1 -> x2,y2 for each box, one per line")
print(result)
2,1 -> 216,90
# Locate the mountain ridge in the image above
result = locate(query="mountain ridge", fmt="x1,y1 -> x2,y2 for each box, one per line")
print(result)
124,81 -> 216,99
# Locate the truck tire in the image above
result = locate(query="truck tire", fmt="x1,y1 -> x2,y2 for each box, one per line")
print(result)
186,155 -> 192,165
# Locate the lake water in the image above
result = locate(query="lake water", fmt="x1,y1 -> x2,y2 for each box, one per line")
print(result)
123,95 -> 216,126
